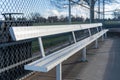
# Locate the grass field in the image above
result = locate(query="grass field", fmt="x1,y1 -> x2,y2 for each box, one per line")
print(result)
32,33 -> 72,53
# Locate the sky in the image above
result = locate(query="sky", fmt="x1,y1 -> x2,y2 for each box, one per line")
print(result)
0,0 -> 120,20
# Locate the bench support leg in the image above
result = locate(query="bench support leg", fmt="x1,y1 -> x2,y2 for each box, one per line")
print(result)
102,35 -> 104,41
105,32 -> 107,39
95,39 -> 98,49
56,63 -> 62,80
38,37 -> 45,57
81,47 -> 87,62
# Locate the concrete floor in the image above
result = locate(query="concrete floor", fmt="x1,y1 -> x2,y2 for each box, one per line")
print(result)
24,34 -> 120,80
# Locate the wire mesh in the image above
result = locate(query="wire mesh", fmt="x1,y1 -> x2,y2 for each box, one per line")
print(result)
0,0 -> 114,80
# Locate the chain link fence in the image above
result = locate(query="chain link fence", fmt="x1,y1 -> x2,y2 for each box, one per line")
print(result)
0,0 -> 116,80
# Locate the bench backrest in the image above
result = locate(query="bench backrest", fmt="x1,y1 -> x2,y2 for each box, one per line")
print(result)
9,23 -> 102,41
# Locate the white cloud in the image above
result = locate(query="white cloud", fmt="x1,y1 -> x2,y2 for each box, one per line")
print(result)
43,9 -> 67,18
0,15 -> 4,20
104,3 -> 120,19
42,5 -> 90,20
105,3 -> 120,11
71,5 -> 89,19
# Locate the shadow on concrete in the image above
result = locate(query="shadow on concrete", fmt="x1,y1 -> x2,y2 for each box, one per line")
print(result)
103,32 -> 120,80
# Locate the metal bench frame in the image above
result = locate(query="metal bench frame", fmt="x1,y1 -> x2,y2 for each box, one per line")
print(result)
9,23 -> 108,80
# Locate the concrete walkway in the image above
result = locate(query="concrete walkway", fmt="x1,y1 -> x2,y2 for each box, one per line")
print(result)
24,35 -> 120,80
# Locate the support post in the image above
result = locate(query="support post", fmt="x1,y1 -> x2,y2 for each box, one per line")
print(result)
72,31 -> 77,43
97,27 -> 99,32
56,63 -> 62,80
100,26 -> 104,41
102,35 -> 104,41
81,47 -> 87,62
38,37 -> 45,57
95,39 -> 98,48
88,29 -> 92,36
94,27 -> 99,48
105,32 -> 107,38
68,35 -> 72,44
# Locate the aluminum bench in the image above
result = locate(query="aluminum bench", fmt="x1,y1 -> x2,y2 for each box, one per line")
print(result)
9,23 -> 108,80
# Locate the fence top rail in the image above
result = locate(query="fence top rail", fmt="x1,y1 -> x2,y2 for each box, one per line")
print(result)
9,23 -> 102,41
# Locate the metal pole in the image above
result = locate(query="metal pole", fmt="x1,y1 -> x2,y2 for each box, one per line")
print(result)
56,63 -> 62,80
89,0 -> 92,23
95,39 -> 98,48
95,27 -> 99,48
105,32 -> 107,38
103,0 -> 105,23
69,0 -> 71,24
88,28 -> 92,36
100,26 -> 104,41
38,37 -> 45,57
102,34 -> 104,41
72,31 -> 77,43
81,47 -> 87,61
98,0 -> 100,20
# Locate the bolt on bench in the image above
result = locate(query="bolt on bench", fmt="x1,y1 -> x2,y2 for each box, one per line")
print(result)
9,23 -> 108,80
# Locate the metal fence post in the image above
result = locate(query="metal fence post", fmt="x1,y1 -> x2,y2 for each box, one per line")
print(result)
102,0 -> 105,23
98,0 -> 100,20
69,0 -> 71,24
89,0 -> 92,23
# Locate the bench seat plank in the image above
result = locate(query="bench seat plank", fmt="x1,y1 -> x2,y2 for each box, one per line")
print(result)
25,29 -> 108,72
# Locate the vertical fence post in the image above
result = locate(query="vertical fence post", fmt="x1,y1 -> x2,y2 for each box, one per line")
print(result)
89,0 -> 92,23
102,0 -> 105,24
95,27 -> 99,48
69,0 -> 71,24
98,0 -> 100,21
